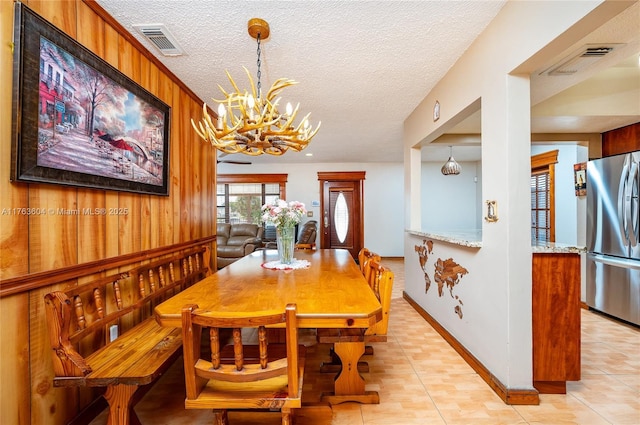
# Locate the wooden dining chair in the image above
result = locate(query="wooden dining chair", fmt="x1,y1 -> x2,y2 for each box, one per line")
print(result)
181,303 -> 305,425
358,247 -> 381,281
357,248 -> 381,357
317,260 -> 394,373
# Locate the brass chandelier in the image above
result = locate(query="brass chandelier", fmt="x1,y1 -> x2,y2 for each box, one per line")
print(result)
191,18 -> 320,156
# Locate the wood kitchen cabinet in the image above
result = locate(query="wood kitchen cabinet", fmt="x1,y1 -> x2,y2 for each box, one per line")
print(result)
602,122 -> 640,157
532,252 -> 581,394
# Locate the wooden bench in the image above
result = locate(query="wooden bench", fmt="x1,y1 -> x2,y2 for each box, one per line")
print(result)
44,245 -> 212,425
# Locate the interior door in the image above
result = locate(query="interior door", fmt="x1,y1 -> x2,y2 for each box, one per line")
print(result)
318,172 -> 365,259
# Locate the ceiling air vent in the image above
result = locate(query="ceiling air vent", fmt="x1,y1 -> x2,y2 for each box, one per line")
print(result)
132,24 -> 185,57
544,44 -> 624,76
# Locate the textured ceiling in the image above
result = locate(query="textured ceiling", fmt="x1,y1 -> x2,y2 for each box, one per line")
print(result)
95,1 -> 639,165
95,0 -> 506,164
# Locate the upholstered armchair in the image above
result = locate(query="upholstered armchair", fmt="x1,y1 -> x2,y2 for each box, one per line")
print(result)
216,223 -> 263,269
263,221 -> 318,250
295,220 -> 317,250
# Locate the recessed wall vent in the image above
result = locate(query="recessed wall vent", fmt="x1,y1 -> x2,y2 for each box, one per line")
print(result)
133,24 -> 185,56
544,43 -> 625,76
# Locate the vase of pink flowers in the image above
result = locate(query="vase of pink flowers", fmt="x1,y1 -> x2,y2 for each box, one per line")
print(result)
261,199 -> 306,264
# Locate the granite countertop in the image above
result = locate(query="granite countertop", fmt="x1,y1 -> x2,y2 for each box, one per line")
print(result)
531,241 -> 586,254
406,229 -> 482,248
407,229 -> 586,253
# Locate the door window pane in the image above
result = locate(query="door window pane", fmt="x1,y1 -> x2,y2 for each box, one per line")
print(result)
334,192 -> 349,243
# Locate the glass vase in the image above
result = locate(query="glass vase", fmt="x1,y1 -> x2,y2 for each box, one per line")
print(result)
276,225 -> 296,265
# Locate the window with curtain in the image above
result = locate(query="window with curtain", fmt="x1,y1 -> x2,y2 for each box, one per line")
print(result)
216,174 -> 287,226
530,150 -> 558,243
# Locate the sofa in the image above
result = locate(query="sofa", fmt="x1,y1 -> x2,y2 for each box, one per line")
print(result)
216,223 -> 263,269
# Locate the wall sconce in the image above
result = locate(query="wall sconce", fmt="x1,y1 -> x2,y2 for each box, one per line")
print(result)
485,200 -> 498,222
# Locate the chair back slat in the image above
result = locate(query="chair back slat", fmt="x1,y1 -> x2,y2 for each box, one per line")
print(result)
258,326 -> 268,369
210,327 -> 221,369
232,328 -> 244,371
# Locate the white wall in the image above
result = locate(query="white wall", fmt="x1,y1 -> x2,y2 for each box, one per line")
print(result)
421,160 -> 481,232
217,161 -> 404,257
403,1 -> 624,393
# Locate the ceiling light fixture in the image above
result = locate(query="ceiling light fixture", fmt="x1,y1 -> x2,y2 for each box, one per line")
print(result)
191,18 -> 320,156
441,146 -> 461,175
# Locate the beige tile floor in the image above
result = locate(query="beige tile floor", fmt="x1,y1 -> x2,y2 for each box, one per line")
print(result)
91,258 -> 640,425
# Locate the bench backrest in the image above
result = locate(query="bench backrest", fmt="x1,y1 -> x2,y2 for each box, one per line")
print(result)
44,246 -> 211,378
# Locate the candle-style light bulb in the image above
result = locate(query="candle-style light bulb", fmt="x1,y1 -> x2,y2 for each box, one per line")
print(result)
217,103 -> 226,130
247,94 -> 255,120
286,102 -> 293,116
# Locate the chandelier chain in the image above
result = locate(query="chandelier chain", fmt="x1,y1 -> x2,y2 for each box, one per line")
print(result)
256,32 -> 261,99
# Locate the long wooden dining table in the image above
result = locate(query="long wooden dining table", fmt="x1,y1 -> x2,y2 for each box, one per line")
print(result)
154,248 -> 383,404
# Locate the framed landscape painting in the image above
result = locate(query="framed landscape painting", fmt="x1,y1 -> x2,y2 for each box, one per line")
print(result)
11,3 -> 170,196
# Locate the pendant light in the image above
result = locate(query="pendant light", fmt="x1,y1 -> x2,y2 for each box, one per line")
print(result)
191,18 -> 320,156
441,146 -> 461,175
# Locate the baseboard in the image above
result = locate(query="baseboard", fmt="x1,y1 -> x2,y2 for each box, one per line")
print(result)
402,291 -> 540,405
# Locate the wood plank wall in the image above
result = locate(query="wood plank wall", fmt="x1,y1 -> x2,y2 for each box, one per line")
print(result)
0,1 -> 216,423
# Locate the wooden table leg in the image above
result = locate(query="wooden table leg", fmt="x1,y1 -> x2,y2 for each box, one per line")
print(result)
320,341 -> 379,405
104,384 -> 138,425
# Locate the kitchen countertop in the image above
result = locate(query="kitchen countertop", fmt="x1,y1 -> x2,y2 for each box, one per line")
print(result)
532,241 -> 586,254
407,229 -> 482,248
408,229 -> 586,253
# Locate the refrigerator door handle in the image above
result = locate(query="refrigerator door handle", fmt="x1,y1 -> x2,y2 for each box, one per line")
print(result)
618,158 -> 630,244
628,161 -> 639,248
588,253 -> 640,271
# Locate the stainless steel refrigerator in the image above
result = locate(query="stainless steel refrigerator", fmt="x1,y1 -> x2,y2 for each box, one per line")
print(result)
586,151 -> 640,326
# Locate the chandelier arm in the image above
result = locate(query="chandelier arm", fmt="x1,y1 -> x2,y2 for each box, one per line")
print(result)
282,104 -> 302,128
242,66 -> 259,104
302,122 -> 321,140
267,150 -> 287,156
201,105 -> 218,131
218,145 -> 245,154
192,104 -> 245,146
293,112 -> 312,131
265,78 -> 297,101
268,138 -> 307,150
225,69 -> 243,96
261,97 -> 281,122
216,83 -> 231,100
191,119 -> 209,140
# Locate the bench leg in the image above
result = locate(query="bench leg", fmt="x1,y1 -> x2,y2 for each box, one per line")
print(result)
104,384 -> 138,425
